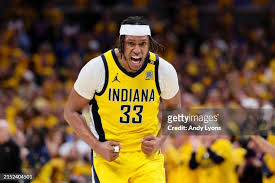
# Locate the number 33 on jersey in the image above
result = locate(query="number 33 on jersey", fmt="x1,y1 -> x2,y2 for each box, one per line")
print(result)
90,49 -> 161,152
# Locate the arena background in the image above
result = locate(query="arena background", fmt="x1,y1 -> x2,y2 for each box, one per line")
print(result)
0,0 -> 275,183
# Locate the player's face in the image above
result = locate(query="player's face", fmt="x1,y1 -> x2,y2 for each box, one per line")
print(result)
123,35 -> 149,72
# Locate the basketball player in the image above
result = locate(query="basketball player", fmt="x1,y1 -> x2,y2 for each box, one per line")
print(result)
64,16 -> 181,183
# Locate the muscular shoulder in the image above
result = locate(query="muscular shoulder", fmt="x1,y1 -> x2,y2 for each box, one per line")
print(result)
158,57 -> 179,99
82,56 -> 105,72
158,57 -> 177,76
74,56 -> 105,100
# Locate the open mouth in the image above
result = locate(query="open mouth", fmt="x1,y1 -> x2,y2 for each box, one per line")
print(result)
130,56 -> 142,64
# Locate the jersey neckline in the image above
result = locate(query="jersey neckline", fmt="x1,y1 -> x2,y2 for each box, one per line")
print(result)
111,49 -> 149,78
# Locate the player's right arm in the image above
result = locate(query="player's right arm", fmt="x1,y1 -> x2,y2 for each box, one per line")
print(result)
64,89 -> 120,161
64,57 -> 121,161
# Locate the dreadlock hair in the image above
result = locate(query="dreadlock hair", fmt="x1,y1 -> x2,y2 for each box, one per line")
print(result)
118,16 -> 164,59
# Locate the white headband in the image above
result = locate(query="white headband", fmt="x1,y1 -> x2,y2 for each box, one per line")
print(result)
119,24 -> 151,36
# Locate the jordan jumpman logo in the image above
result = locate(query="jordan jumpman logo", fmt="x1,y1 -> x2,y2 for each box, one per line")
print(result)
112,73 -> 120,82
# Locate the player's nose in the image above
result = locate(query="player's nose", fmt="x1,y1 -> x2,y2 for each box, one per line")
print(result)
133,45 -> 141,54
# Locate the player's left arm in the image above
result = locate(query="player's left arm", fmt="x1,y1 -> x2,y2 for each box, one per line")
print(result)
141,92 -> 181,155
158,91 -> 181,143
141,59 -> 181,155
158,91 -> 181,144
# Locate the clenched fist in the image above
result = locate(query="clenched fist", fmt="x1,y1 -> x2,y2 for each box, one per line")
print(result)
141,135 -> 162,156
94,141 -> 122,161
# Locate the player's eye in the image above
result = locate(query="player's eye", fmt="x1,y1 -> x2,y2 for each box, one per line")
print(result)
139,42 -> 146,47
127,42 -> 135,47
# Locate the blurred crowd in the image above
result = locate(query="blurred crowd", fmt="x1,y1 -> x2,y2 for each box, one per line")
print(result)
0,0 -> 275,183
